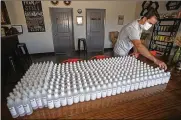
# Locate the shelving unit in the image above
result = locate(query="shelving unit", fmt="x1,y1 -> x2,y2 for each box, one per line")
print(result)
149,18 -> 181,60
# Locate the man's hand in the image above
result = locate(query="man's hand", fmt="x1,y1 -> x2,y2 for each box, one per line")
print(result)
130,52 -> 139,58
131,40 -> 167,70
153,58 -> 167,70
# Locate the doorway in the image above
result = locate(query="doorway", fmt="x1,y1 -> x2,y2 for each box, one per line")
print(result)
50,8 -> 74,54
86,9 -> 105,52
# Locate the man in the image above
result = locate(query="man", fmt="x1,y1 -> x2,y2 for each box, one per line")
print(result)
114,8 -> 167,70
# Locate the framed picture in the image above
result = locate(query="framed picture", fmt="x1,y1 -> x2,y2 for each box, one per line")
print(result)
76,16 -> 83,25
118,15 -> 124,25
11,25 -> 23,34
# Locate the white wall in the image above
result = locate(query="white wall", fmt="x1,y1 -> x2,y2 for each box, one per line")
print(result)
5,1 -> 137,54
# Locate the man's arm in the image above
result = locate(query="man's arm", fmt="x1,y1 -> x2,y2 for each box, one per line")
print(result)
131,40 -> 167,70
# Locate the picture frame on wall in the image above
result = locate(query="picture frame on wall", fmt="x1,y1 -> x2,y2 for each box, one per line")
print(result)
76,16 -> 83,25
118,15 -> 124,25
11,25 -> 23,34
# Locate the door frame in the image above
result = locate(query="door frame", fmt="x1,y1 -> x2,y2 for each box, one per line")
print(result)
49,8 -> 75,54
86,9 -> 106,52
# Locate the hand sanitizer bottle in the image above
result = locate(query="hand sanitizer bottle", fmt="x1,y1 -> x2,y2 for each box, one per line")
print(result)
47,94 -> 54,109
60,91 -> 67,106
112,82 -> 117,95
101,84 -> 107,98
125,79 -> 131,92
143,76 -> 148,88
138,77 -> 144,89
158,73 -> 163,85
7,98 -> 19,118
107,83 -> 112,96
42,89 -> 48,107
121,80 -> 126,93
79,87 -> 85,102
116,81 -> 122,94
90,86 -> 97,100
130,78 -> 135,91
15,97 -> 26,116
134,78 -> 140,90
96,85 -> 102,99
85,87 -> 91,101
147,76 -> 152,87
67,90 -> 73,105
22,95 -> 33,115
35,90 -> 44,108
54,92 -> 61,108
29,91 -> 38,110
73,88 -> 79,103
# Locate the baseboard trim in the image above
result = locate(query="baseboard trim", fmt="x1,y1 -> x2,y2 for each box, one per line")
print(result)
30,48 -> 113,56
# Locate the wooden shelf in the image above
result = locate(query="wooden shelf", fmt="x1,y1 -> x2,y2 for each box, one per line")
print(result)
159,18 -> 181,21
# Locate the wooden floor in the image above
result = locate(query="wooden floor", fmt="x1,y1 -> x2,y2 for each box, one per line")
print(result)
2,55 -> 181,119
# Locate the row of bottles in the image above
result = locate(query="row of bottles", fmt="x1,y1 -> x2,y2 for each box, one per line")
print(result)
153,35 -> 174,42
155,25 -> 175,32
7,56 -> 171,118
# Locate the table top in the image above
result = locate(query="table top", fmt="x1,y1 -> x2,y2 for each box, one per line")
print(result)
4,57 -> 181,119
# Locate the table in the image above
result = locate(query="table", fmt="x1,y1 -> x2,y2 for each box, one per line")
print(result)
5,57 -> 181,119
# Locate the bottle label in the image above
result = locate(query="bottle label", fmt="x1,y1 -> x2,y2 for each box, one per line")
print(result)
143,81 -> 147,87
54,99 -> 60,107
42,97 -> 47,105
36,98 -> 43,107
131,85 -> 134,91
47,100 -> 54,108
117,87 -> 121,93
112,88 -> 117,94
135,83 -> 139,89
24,104 -> 31,113
126,85 -> 130,91
17,105 -> 25,115
30,99 -> 37,108
9,107 -> 17,116
122,86 -> 126,92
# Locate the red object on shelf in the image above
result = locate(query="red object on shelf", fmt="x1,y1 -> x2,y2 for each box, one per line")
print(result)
62,58 -> 82,63
131,50 -> 158,57
150,50 -> 157,56
90,55 -> 110,60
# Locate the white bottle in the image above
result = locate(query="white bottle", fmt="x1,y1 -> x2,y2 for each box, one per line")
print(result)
147,76 -> 152,87
162,72 -> 170,84
116,81 -> 122,94
60,91 -> 67,106
130,78 -> 135,91
138,77 -> 144,89
7,98 -> 19,118
29,91 -> 38,110
54,92 -> 61,108
90,86 -> 97,100
112,82 -> 117,95
121,80 -> 126,93
36,90 -> 44,108
47,94 -> 54,109
79,87 -> 85,102
101,84 -> 107,98
134,78 -> 140,90
85,87 -> 91,101
143,76 -> 148,88
22,95 -> 33,115
125,79 -> 131,92
42,89 -> 48,107
107,83 -> 112,96
73,88 -> 79,103
67,90 -> 73,105
151,75 -> 156,86
15,97 -> 26,116
96,85 -> 102,99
